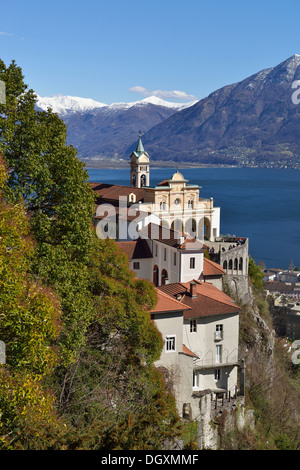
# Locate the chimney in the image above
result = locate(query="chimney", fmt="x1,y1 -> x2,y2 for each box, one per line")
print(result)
190,282 -> 197,298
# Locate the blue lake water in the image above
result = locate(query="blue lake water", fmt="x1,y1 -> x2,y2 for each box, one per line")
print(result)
88,167 -> 300,270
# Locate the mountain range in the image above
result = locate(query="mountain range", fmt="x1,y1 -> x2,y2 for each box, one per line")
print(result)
35,95 -> 196,161
36,55 -> 300,167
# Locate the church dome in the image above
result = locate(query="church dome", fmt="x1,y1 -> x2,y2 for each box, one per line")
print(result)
171,170 -> 185,181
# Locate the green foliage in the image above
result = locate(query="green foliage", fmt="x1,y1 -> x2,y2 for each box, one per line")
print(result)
248,256 -> 264,292
89,239 -> 161,365
0,59 -> 181,449
0,59 -> 96,364
0,160 -> 60,375
182,420 -> 199,449
0,160 -> 67,449
274,433 -> 297,450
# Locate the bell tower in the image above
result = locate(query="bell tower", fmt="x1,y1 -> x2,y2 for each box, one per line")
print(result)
130,132 -> 150,188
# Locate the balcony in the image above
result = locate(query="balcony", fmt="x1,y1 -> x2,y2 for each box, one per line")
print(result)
193,349 -> 238,370
214,331 -> 223,341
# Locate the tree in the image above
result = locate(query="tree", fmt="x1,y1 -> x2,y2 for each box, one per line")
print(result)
0,158 -> 70,449
0,59 -> 96,364
248,256 -> 264,292
0,59 -> 182,449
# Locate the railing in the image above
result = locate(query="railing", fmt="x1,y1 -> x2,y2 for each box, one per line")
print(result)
213,385 -> 240,409
193,349 -> 239,369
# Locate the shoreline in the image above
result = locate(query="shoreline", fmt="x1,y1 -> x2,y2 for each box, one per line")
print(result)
84,162 -> 300,170
80,157 -> 300,171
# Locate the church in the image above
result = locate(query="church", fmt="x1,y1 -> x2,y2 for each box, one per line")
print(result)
89,135 -> 249,433
91,132 -> 220,243
91,134 -> 248,294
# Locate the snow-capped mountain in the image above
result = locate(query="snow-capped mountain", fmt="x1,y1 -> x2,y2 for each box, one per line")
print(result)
35,93 -> 198,159
35,94 -> 196,116
35,55 -> 300,165
108,96 -> 197,111
35,94 -> 107,115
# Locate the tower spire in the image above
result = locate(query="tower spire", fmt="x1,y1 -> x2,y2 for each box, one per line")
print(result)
130,131 -> 150,188
136,130 -> 144,154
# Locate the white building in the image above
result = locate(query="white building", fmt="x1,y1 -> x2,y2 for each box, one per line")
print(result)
150,280 -> 241,419
116,225 -> 225,289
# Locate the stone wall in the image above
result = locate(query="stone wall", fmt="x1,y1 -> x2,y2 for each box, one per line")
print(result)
193,391 -> 254,449
207,238 -> 250,303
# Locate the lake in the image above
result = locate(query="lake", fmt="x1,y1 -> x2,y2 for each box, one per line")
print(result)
88,166 -> 300,270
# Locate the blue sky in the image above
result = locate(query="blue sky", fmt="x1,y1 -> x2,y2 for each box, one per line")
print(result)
1,0 -> 300,104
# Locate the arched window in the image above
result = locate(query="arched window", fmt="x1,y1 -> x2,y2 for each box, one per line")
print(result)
239,257 -> 243,272
171,219 -> 184,233
223,260 -> 228,270
229,259 -> 233,270
140,174 -> 146,187
185,218 -> 197,236
204,217 -> 211,241
161,269 -> 168,286
234,258 -> 238,271
153,265 -> 159,287
128,193 -> 136,203
187,200 -> 194,209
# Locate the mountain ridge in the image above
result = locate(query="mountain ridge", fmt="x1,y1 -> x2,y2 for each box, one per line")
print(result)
35,94 -> 197,160
36,55 -> 300,167
36,94 -> 197,115
139,54 -> 300,166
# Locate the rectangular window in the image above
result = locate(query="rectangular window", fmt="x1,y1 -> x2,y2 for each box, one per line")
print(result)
215,324 -> 223,340
190,257 -> 195,269
190,319 -> 197,333
216,345 -> 222,364
155,244 -> 158,257
214,368 -> 221,381
165,335 -> 176,352
133,262 -> 140,270
193,371 -> 198,388
164,248 -> 167,261
173,252 -> 176,266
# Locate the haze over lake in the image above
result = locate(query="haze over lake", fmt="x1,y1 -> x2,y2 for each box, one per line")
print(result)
88,167 -> 300,270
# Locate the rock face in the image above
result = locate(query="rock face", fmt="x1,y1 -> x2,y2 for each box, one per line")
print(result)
141,55 -> 300,165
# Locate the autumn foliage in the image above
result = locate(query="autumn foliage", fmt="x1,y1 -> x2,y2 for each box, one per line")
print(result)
0,60 -> 182,450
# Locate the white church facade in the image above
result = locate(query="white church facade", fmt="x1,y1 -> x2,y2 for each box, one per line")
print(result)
91,133 -> 220,244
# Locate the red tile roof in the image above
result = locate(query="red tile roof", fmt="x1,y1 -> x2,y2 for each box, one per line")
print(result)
179,234 -> 205,251
116,238 -> 153,260
203,257 -> 225,276
158,280 -> 240,318
182,344 -> 199,358
90,182 -> 146,203
157,179 -> 169,187
94,203 -> 149,221
139,223 -> 204,251
151,289 -> 191,313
